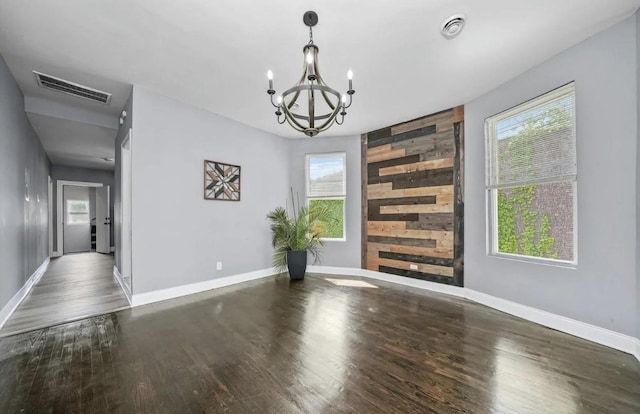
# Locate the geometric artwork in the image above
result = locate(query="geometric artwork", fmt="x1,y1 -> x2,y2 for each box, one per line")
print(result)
204,160 -> 241,201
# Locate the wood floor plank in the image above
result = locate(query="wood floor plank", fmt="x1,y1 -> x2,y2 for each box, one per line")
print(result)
0,274 -> 638,413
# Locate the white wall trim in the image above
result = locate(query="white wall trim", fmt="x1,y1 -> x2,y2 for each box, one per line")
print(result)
308,265 -> 639,358
465,289 -> 638,356
56,179 -> 103,255
113,266 -> 132,306
307,265 -> 466,298
0,258 -> 50,330
110,246 -> 115,253
131,267 -> 277,307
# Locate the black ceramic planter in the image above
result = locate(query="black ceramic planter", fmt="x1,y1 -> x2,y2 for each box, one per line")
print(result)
286,250 -> 307,280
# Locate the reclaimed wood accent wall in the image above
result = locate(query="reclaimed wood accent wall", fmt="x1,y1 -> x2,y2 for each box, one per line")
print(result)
362,106 -> 464,286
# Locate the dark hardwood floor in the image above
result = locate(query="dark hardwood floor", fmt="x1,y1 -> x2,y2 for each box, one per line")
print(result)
0,273 -> 638,413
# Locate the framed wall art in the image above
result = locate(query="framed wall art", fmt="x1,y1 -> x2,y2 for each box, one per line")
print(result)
204,160 -> 241,201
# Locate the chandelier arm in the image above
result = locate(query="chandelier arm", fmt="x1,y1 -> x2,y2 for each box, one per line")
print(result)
343,94 -> 353,109
308,85 -> 315,128
269,95 -> 280,108
314,102 -> 343,131
281,100 -> 309,131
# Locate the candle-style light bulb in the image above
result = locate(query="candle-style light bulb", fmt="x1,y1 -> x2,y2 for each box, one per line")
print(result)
341,94 -> 347,105
277,95 -> 283,105
347,69 -> 353,80
267,70 -> 274,91
306,52 -> 314,65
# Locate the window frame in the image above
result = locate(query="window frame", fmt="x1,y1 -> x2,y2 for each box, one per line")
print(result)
484,82 -> 578,267
305,152 -> 347,242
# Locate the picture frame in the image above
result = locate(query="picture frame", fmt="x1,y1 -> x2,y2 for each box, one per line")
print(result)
203,160 -> 241,201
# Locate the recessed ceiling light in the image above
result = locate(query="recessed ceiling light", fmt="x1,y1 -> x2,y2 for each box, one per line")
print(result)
441,14 -> 466,39
102,157 -> 114,162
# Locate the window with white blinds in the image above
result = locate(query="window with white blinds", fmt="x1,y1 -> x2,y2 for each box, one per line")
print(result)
305,152 -> 346,240
485,82 -> 577,264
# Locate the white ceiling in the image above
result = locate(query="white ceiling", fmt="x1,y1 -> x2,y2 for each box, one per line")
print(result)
0,0 -> 638,153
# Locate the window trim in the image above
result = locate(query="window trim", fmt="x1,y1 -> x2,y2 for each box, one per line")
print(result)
484,83 -> 578,266
305,152 -> 347,242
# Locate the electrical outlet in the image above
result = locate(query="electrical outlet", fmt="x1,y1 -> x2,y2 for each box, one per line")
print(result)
216,261 -> 222,271
409,264 -> 418,270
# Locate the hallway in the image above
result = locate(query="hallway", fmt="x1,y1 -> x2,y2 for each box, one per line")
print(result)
0,253 -> 129,337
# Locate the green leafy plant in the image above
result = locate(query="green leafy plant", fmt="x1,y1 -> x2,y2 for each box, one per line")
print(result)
266,190 -> 333,273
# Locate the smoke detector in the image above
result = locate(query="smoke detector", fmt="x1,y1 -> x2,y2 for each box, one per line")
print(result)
441,14 -> 466,39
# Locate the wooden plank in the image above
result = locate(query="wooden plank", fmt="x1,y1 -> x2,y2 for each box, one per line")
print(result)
366,126 -> 392,144
453,119 -> 464,287
367,223 -> 452,242
378,158 -> 454,176
367,238 -> 437,249
368,257 -> 454,277
367,183 -> 454,200
453,105 -> 464,123
361,133 -> 369,270
366,143 -> 392,157
436,194 -> 454,204
367,242 -> 453,259
367,154 -> 421,179
368,196 -> 437,208
378,266 -> 455,284
367,221 -> 406,232
368,167 -> 453,188
390,109 -> 453,136
406,213 -> 454,231
379,204 -> 453,214
370,124 -> 437,148
378,251 -> 454,267
367,148 -> 406,163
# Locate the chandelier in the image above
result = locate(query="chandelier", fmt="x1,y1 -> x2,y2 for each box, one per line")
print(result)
266,11 -> 355,137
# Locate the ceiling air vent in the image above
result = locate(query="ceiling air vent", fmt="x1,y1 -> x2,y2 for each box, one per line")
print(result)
33,71 -> 112,104
441,14 -> 466,39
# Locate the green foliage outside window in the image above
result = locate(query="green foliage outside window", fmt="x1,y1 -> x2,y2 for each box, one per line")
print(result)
495,106 -> 570,259
309,199 -> 344,239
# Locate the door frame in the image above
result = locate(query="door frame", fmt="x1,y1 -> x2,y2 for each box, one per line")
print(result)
119,129 -> 133,298
54,180 -> 103,257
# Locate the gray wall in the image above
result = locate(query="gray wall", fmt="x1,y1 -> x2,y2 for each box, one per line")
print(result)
51,165 -> 115,251
0,54 -> 50,312
288,135 -> 362,268
114,92 -> 133,273
130,87 -> 289,294
465,16 -> 637,336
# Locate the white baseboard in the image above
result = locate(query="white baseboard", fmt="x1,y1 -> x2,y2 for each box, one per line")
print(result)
112,266 -> 132,306
51,251 -> 62,258
307,265 -> 465,298
465,289 -> 638,356
131,267 -> 277,307
110,246 -> 115,253
0,257 -> 50,330
308,265 -> 640,358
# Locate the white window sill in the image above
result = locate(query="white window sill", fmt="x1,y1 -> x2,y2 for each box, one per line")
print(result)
489,252 -> 577,269
321,238 -> 347,242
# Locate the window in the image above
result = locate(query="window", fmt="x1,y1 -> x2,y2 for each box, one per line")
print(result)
306,152 -> 346,240
485,82 -> 577,264
66,200 -> 90,224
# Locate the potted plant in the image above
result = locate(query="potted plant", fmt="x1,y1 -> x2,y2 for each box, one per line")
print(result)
267,191 -> 331,280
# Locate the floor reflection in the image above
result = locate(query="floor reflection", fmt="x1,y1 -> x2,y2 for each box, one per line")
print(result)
491,337 -> 579,413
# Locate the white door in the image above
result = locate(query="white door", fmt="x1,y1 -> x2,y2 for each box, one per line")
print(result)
96,185 -> 111,254
63,186 -> 91,254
